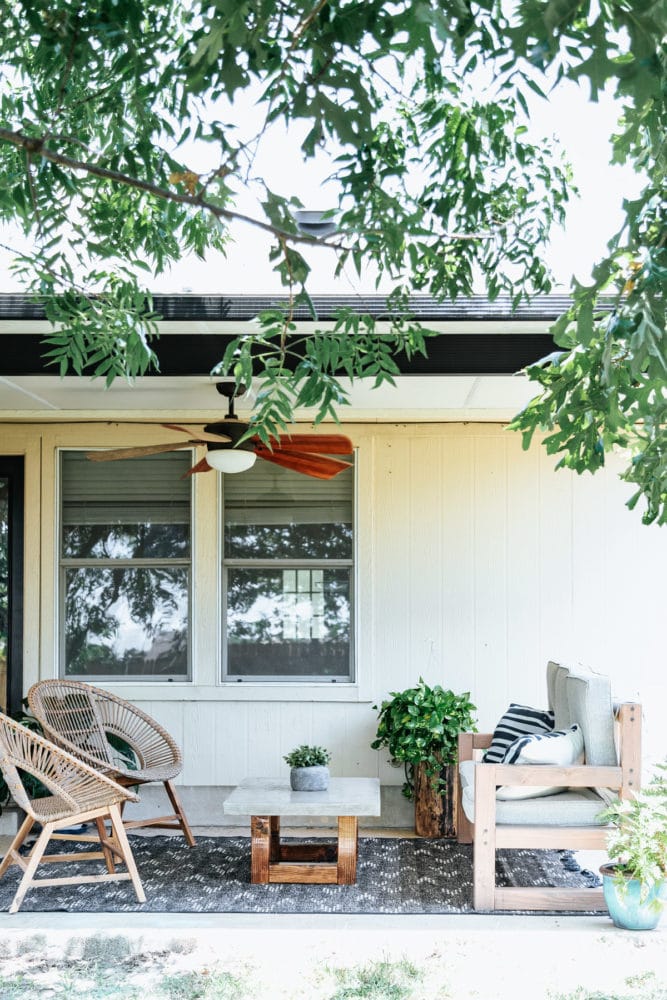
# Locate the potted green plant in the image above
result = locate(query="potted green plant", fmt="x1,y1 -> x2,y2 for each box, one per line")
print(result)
371,679 -> 477,837
284,744 -> 332,791
598,761 -> 667,930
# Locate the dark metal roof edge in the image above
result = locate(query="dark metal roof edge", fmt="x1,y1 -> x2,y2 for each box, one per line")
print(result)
0,292 -> 578,323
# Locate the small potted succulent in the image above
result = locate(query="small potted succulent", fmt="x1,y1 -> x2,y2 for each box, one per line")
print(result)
598,761 -> 667,930
284,744 -> 332,791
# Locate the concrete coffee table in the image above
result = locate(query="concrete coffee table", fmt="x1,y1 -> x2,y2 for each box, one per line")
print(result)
223,777 -> 381,884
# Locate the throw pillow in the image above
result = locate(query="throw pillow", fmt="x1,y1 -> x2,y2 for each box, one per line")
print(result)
495,724 -> 584,800
483,704 -> 555,763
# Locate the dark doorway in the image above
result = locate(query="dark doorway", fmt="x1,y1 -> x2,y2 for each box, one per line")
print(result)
0,457 -> 24,714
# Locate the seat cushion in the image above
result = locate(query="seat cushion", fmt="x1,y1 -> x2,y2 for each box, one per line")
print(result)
461,781 -> 608,826
459,758 -> 476,790
482,704 -> 555,763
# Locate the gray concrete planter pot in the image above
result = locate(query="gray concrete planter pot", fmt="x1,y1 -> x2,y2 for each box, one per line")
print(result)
290,765 -> 330,791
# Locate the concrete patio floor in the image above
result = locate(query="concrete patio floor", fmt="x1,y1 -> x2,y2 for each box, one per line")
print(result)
1,826 -> 666,999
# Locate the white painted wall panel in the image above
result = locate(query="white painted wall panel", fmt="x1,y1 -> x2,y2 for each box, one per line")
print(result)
3,419 -> 665,796
440,436 -> 475,695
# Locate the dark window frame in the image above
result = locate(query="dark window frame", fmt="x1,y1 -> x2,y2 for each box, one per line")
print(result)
0,456 -> 24,714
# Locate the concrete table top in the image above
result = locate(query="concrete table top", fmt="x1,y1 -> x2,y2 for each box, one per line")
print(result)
223,777 -> 381,817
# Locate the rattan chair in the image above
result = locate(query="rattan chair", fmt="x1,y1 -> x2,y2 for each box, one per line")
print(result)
0,712 -> 145,913
28,680 -> 195,847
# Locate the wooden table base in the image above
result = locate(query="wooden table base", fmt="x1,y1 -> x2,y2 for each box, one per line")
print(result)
250,815 -> 358,884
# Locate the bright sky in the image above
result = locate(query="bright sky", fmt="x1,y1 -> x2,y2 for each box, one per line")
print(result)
147,80 -> 642,296
0,79 -> 642,299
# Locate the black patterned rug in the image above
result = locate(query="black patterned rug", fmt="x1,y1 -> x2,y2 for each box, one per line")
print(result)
0,836 -> 602,913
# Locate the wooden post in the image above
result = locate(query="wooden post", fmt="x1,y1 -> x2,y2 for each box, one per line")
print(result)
336,816 -> 358,884
414,762 -> 457,838
250,815 -> 270,883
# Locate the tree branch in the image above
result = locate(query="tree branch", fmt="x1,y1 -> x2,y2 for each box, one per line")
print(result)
289,0 -> 330,54
0,127 -> 329,249
0,127 -> 498,248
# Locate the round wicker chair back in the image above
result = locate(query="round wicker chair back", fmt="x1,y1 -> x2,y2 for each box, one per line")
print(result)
28,680 -> 182,783
27,680 -> 195,847
0,712 -> 138,820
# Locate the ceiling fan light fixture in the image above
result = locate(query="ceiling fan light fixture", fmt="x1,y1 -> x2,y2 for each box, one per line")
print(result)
205,448 -> 257,474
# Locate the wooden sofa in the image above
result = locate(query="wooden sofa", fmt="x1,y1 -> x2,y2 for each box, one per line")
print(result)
456,662 -> 641,911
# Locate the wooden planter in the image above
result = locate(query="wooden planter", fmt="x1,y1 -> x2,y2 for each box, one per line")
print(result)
414,761 -> 458,838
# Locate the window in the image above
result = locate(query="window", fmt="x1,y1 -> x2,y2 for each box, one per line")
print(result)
59,451 -> 192,680
222,456 -> 355,682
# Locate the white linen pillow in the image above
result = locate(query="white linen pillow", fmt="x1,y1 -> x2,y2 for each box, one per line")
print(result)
495,724 -> 584,801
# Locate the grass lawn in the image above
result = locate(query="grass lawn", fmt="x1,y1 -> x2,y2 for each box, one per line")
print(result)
0,925 -> 666,999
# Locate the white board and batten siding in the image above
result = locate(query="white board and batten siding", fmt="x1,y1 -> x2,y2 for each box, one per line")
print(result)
8,420 -> 666,804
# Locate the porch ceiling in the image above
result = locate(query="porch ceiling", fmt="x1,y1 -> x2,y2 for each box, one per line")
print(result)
0,292 -> 562,420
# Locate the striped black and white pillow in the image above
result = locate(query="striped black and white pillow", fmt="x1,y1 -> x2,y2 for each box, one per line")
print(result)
502,723 -> 584,765
482,704 -> 555,763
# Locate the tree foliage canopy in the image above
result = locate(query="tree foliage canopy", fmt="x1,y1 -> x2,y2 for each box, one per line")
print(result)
0,1 -> 665,519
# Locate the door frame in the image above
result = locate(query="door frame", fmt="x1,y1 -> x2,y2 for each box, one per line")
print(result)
0,456 -> 24,714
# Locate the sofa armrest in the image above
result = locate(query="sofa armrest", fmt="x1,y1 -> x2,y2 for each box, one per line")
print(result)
484,762 -> 623,790
458,732 -> 493,762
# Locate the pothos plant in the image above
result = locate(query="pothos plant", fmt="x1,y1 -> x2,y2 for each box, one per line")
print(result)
371,679 -> 477,799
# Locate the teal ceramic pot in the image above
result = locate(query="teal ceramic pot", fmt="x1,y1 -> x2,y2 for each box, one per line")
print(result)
600,864 -> 667,930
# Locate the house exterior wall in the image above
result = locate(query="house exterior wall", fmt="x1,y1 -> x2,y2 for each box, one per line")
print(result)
2,419 -> 665,825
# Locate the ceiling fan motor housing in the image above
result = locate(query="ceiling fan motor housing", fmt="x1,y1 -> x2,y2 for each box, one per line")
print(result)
203,419 -> 255,453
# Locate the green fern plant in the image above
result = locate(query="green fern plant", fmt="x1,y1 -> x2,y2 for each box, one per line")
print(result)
599,761 -> 667,900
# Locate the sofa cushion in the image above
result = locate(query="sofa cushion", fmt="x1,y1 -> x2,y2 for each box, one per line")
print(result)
459,758 -> 476,791
461,782 -> 608,826
496,724 -> 584,800
566,674 -> 617,766
549,662 -> 574,729
482,704 -> 554,763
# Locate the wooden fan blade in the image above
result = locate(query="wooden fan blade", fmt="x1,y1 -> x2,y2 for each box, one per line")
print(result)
253,433 -> 354,456
182,456 -> 212,477
255,448 -> 353,479
161,423 -> 231,444
86,443 -> 192,462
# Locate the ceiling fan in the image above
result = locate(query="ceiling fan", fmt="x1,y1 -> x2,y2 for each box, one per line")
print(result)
85,382 -> 354,480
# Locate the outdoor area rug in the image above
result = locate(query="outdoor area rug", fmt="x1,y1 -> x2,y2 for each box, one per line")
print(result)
0,835 -> 602,913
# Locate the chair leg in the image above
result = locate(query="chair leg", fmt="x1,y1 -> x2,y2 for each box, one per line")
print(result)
108,804 -> 146,904
473,765 -> 497,911
0,813 -> 35,879
164,780 -> 196,847
95,817 -> 116,874
9,823 -> 53,914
